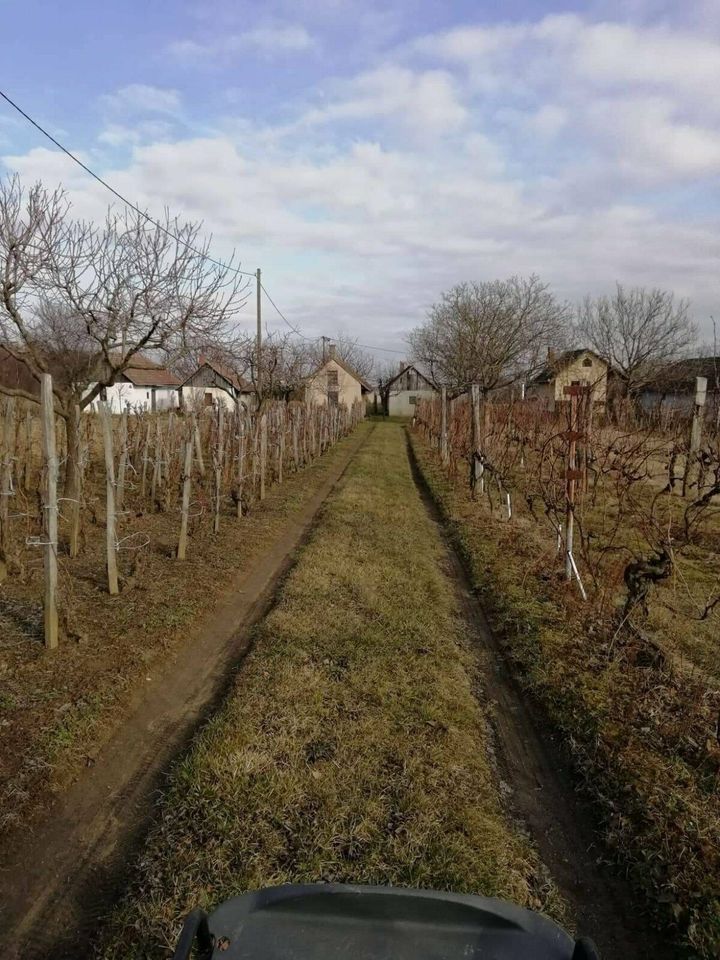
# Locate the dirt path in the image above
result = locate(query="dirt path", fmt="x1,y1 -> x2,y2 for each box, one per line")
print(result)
0,425 -> 372,960
406,433 -> 673,960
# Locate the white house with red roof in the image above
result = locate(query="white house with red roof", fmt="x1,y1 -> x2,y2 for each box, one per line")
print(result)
84,354 -> 181,412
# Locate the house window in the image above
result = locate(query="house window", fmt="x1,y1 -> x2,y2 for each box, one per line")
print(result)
327,369 -> 339,387
409,395 -> 418,405
582,357 -> 593,367
99,387 -> 107,401
328,390 -> 339,405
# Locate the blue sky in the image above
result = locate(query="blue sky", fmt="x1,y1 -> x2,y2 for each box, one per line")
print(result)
1,0 -> 719,352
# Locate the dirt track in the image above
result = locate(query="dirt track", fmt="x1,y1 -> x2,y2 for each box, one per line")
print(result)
2,420 -> 672,960
0,426 -> 372,960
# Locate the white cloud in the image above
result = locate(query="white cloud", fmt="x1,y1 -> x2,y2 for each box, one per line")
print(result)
101,84 -> 181,116
168,22 -> 315,61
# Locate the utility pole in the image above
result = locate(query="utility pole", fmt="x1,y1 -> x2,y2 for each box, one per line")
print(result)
256,267 -> 262,404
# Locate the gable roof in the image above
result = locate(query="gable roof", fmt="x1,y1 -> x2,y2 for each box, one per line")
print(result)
119,354 -> 181,388
383,364 -> 435,391
530,349 -> 606,385
645,356 -> 720,394
182,356 -> 252,393
309,355 -> 373,392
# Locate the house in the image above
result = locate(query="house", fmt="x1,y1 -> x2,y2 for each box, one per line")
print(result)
381,364 -> 436,416
639,357 -> 720,419
525,349 -> 608,411
0,346 -> 40,399
303,344 -> 370,410
180,356 -> 254,411
84,354 -> 181,413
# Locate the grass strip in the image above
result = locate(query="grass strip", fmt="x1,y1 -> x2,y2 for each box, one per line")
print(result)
98,420 -> 563,958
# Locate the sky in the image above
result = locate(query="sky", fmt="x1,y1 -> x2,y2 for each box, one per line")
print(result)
1,0 -> 719,356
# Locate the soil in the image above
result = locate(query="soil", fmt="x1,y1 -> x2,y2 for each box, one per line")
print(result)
0,425 -> 371,960
405,433 -> 674,960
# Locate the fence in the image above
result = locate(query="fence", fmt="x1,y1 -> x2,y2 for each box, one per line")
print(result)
0,381 -> 364,649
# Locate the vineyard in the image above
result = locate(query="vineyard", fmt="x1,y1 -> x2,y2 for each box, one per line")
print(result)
0,390 -> 363,837
412,389 -> 720,956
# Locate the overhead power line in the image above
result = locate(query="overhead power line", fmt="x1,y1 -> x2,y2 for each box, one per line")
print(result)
0,88 -> 257,279
0,87 -> 410,361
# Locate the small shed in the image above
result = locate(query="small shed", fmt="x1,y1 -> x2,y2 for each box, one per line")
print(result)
526,349 -> 608,411
382,365 -> 436,417
180,357 -> 254,411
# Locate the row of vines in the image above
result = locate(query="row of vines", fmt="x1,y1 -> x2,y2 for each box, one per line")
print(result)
0,379 -> 363,649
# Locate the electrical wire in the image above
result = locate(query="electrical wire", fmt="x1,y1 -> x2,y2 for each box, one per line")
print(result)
0,88 -> 257,279
0,87 -> 410,361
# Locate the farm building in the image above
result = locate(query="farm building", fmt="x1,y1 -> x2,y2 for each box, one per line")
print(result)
180,357 -> 254,411
639,357 -> 720,419
83,354 -> 181,413
525,349 -> 608,410
303,344 -> 370,410
381,364 -> 436,416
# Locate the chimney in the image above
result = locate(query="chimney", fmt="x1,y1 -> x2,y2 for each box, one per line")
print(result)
547,348 -> 556,364
327,343 -> 337,360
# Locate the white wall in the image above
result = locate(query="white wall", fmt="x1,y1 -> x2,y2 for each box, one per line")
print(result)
83,382 -> 180,413
388,388 -> 436,417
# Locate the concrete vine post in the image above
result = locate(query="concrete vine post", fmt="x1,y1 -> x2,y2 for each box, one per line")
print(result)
177,436 -> 193,560
99,401 -> 119,596
40,375 -> 59,649
682,376 -> 707,498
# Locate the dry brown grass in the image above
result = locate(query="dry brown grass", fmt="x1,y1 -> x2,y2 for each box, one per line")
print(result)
97,421 -> 563,959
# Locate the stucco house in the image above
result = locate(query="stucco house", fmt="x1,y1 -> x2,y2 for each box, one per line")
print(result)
525,349 -> 608,411
303,345 -> 370,410
84,354 -> 181,412
381,364 -> 436,416
180,356 -> 254,411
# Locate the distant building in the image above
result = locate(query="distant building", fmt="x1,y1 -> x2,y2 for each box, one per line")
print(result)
0,346 -> 40,400
303,344 -> 370,410
84,354 -> 181,412
381,364 -> 436,416
639,357 -> 720,419
526,349 -> 608,411
180,356 -> 254,411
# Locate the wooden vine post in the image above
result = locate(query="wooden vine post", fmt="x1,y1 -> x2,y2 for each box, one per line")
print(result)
0,396 -> 16,581
236,407 -> 246,519
23,408 -> 33,491
68,404 -> 83,557
259,412 -> 268,501
116,410 -> 128,511
99,401 -> 119,595
563,385 -> 583,584
40,375 -> 59,648
213,402 -> 225,534
470,383 -> 483,495
440,386 -> 448,465
177,436 -> 193,560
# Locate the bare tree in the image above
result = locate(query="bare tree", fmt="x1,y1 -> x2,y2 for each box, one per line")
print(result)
576,284 -> 696,399
409,276 -> 570,396
0,174 -> 248,520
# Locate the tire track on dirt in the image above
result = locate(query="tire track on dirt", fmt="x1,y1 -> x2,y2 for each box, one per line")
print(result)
405,431 -> 673,960
0,424 -> 374,960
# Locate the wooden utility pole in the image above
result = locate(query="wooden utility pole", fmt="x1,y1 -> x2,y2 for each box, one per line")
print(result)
40,375 -> 59,649
682,376 -> 707,497
100,402 -> 119,595
440,387 -> 448,465
177,437 -> 193,560
256,268 -> 262,402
